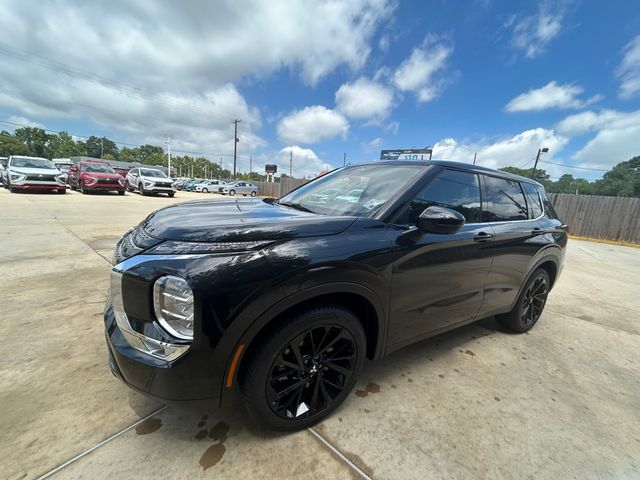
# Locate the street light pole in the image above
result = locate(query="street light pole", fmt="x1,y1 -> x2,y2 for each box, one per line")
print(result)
165,137 -> 171,178
531,147 -> 549,179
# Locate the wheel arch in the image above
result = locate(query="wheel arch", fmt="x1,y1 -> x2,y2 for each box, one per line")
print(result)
218,282 -> 386,406
509,252 -> 560,311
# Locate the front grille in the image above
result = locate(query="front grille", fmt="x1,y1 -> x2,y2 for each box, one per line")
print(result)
97,178 -> 120,184
25,175 -> 56,181
156,182 -> 172,187
113,226 -> 161,264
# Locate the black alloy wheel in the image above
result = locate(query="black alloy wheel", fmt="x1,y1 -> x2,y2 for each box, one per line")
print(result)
267,325 -> 357,420
241,306 -> 365,430
521,274 -> 548,327
497,268 -> 550,333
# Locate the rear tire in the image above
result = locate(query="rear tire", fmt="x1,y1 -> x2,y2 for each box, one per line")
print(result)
240,305 -> 366,431
496,268 -> 550,333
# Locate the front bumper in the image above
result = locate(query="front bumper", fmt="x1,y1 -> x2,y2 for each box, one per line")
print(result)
11,183 -> 65,191
85,183 -> 125,191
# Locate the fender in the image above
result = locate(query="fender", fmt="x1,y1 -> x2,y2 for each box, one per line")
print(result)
215,280 -> 387,407
508,247 -> 561,311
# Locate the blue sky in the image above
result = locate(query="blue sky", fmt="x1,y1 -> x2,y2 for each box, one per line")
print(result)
1,0 -> 639,179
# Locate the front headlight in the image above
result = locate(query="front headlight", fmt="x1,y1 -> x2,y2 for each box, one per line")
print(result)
55,173 -> 66,184
144,181 -> 154,187
153,276 -> 194,340
10,173 -> 26,182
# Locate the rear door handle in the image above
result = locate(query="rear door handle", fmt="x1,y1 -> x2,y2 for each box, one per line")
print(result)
473,232 -> 494,242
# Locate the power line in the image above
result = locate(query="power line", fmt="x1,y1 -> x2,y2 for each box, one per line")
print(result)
539,159 -> 608,172
0,41 -> 256,127
0,118 -> 250,159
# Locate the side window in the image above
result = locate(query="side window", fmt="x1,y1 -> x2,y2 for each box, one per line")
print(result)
482,176 -> 528,221
522,182 -> 543,219
536,187 -> 559,219
394,169 -> 482,225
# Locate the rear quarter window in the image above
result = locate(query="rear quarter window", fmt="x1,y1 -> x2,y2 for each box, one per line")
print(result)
482,175 -> 528,221
536,186 -> 559,220
522,182 -> 543,219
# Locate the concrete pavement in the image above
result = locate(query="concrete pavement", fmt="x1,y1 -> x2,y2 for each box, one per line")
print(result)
1,187 -> 638,479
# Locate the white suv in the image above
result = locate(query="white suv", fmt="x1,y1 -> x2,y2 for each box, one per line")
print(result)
126,167 -> 176,197
5,156 -> 67,194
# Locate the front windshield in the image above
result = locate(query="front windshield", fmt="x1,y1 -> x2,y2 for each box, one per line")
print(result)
279,164 -> 423,216
140,168 -> 167,178
84,164 -> 116,173
10,157 -> 56,169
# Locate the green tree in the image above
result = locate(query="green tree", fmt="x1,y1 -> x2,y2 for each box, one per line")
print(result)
593,156 -> 640,197
498,166 -> 551,186
13,127 -> 50,157
46,132 -> 86,158
0,133 -> 32,156
86,136 -> 119,159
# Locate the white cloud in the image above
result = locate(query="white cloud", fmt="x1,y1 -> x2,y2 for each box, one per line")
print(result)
572,124 -> 640,170
6,116 -> 44,129
617,35 -> 640,99
556,109 -> 640,136
335,78 -> 394,122
384,121 -> 399,135
392,40 -> 452,103
0,0 -> 395,156
432,128 -> 569,173
362,137 -> 383,154
506,81 -> 602,112
277,146 -> 333,177
556,109 -> 640,169
508,4 -> 565,59
277,106 -> 349,144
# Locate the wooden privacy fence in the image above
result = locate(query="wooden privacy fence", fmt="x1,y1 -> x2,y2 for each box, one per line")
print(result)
255,178 -> 309,198
548,193 -> 640,244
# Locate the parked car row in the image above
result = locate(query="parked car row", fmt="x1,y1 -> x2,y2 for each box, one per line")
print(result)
174,178 -> 259,196
1,155 -> 176,197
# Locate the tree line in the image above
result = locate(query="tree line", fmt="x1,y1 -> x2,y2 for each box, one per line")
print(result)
0,127 -> 271,181
500,156 -> 640,198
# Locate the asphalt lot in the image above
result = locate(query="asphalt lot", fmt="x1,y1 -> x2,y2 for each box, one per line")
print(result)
1,187 -> 639,480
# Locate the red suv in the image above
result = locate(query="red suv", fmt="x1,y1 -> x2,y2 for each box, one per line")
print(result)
68,161 -> 126,195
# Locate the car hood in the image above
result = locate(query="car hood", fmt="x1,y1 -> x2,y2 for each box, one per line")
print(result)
139,175 -> 171,182
9,167 -> 61,175
140,199 -> 357,242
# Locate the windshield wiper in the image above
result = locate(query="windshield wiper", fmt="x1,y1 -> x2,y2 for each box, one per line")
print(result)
277,201 -> 315,214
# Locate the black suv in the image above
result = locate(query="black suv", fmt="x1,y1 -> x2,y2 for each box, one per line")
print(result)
105,160 -> 566,430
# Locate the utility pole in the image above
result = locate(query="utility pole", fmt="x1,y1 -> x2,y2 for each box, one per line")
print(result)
249,155 -> 252,174
531,147 -> 549,179
473,152 -> 477,165
343,152 -> 346,167
289,151 -> 293,178
232,119 -> 241,178
100,137 -> 104,159
165,137 -> 171,178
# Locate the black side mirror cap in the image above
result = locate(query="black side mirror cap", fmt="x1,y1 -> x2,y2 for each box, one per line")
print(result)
417,206 -> 466,234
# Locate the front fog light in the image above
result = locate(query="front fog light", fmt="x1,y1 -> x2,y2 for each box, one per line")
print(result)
153,276 -> 194,340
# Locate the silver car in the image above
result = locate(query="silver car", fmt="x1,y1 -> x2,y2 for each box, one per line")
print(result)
221,181 -> 258,196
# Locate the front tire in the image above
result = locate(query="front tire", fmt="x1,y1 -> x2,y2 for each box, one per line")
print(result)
168,192 -> 175,198
251,191 -> 257,197
202,187 -> 208,193
240,305 -> 366,431
139,183 -> 146,196
229,189 -> 235,196
497,268 -> 550,333
118,190 -> 125,196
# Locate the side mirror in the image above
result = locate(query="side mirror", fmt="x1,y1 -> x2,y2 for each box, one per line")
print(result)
417,206 -> 465,234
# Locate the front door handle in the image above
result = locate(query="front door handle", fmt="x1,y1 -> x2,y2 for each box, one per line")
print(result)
473,232 -> 494,242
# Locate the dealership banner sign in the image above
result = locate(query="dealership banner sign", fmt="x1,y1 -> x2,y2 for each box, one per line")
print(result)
380,148 -> 432,160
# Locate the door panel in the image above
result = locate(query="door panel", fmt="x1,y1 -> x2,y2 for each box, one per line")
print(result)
387,224 -> 494,347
